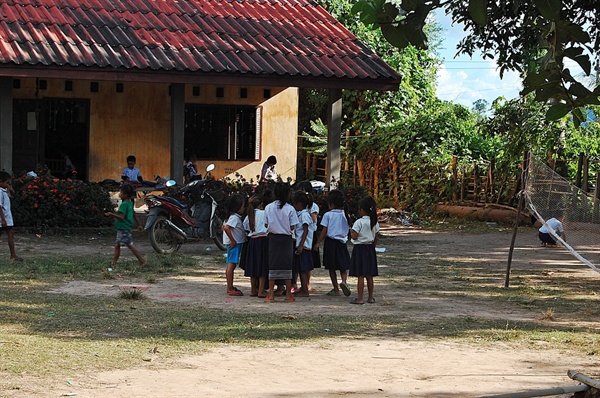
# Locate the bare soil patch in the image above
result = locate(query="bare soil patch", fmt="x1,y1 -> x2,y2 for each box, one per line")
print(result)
4,223 -> 600,397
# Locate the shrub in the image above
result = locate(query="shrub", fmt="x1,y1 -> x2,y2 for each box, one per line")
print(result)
10,165 -> 114,231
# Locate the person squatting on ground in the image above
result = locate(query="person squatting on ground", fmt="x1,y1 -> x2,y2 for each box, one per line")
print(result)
0,171 -> 23,261
538,213 -> 566,248
105,184 -> 146,267
223,194 -> 247,296
243,195 -> 270,298
349,196 -> 380,304
292,190 -> 314,297
313,189 -> 351,297
264,182 -> 299,302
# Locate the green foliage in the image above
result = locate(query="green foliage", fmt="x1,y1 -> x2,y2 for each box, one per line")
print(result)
351,0 -> 600,124
10,165 -> 113,231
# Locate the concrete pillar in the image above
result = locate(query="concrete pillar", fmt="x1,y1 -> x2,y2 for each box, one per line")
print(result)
0,77 -> 13,173
170,83 -> 185,183
326,88 -> 342,188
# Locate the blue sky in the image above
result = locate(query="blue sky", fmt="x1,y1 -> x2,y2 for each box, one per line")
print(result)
433,10 -> 522,109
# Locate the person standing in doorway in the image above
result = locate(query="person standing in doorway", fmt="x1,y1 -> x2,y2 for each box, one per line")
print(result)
260,155 -> 277,183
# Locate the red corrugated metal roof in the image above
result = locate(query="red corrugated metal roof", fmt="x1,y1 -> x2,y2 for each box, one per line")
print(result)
0,0 -> 400,90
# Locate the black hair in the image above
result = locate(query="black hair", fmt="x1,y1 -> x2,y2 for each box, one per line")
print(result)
120,183 -> 135,200
292,190 -> 313,209
273,182 -> 290,209
327,189 -> 350,224
296,180 -> 313,193
227,194 -> 245,216
262,194 -> 274,207
246,195 -> 263,232
266,155 -> 277,165
0,171 -> 10,182
126,155 -> 136,163
358,196 -> 378,229
327,189 -> 345,209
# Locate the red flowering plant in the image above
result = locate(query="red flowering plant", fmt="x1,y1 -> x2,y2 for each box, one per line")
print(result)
10,165 -> 114,232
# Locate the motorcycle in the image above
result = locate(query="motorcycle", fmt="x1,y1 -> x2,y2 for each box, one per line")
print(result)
144,164 -> 226,254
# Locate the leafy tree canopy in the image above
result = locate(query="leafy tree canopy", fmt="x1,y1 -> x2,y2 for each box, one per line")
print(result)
351,0 -> 600,125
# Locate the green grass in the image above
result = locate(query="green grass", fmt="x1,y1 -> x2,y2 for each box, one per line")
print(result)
2,226 -> 600,381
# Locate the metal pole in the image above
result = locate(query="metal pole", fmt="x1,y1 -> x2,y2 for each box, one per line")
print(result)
505,152 -> 530,288
480,384 -> 588,398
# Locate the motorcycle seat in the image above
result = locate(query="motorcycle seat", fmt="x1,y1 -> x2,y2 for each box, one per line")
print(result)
161,196 -> 189,209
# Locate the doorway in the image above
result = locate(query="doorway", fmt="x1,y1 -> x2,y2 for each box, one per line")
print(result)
12,98 -> 89,180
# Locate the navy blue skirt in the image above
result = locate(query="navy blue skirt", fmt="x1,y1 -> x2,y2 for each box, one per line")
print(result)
322,236 -> 350,271
294,248 -> 314,273
350,243 -> 378,277
268,234 -> 294,280
244,236 -> 269,278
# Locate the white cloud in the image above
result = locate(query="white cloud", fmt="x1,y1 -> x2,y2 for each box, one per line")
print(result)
433,11 -> 522,108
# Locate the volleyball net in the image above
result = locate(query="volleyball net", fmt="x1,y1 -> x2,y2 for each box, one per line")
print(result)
524,153 -> 600,273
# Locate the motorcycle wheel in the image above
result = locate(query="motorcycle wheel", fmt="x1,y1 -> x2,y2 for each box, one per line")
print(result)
148,215 -> 182,254
211,214 -> 226,251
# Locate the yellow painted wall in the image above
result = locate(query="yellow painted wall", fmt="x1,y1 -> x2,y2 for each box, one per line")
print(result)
12,78 -> 298,182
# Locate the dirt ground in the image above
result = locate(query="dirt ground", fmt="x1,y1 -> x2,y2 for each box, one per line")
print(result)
5,223 -> 600,398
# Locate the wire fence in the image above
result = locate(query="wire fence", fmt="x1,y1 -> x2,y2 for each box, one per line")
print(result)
525,153 -> 600,273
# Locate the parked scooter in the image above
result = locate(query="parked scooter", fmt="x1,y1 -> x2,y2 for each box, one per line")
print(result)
144,164 -> 226,254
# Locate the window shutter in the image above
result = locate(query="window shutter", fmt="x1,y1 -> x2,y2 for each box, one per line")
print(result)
255,106 -> 262,160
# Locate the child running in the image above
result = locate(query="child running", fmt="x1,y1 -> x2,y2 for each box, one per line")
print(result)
349,196 -> 380,304
313,189 -> 351,297
264,183 -> 299,303
105,183 -> 146,267
292,190 -> 314,297
243,195 -> 269,298
223,194 -> 247,296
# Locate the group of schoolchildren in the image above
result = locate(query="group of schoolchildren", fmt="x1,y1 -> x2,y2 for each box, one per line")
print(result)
223,181 -> 380,304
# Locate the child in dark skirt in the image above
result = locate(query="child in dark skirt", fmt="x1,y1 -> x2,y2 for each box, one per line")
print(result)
264,183 -> 299,303
243,195 -> 269,298
292,191 -> 314,297
313,189 -> 351,297
349,196 -> 380,304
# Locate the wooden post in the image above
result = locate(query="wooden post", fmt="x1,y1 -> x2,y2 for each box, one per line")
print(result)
506,152 -> 529,288
472,163 -> 478,204
594,171 -> 600,223
452,156 -> 458,201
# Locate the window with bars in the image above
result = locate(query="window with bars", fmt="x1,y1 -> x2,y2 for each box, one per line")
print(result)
184,104 -> 261,160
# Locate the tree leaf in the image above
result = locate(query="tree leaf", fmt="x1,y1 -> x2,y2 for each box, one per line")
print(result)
546,103 -> 571,121
381,24 -> 409,49
567,53 -> 592,75
533,0 -> 562,20
569,82 -> 593,99
401,0 -> 422,12
468,0 -> 487,26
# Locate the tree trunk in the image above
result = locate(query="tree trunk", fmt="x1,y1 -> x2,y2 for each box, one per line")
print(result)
373,157 -> 380,196
576,152 -> 584,188
357,159 -> 365,187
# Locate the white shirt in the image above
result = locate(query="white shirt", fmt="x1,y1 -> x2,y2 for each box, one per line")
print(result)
265,200 -> 299,235
351,216 -> 380,244
321,209 -> 349,243
223,213 -> 247,245
0,187 -> 13,227
243,209 -> 268,237
308,202 -> 319,232
295,209 -> 313,249
122,166 -> 141,181
539,217 -> 564,234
